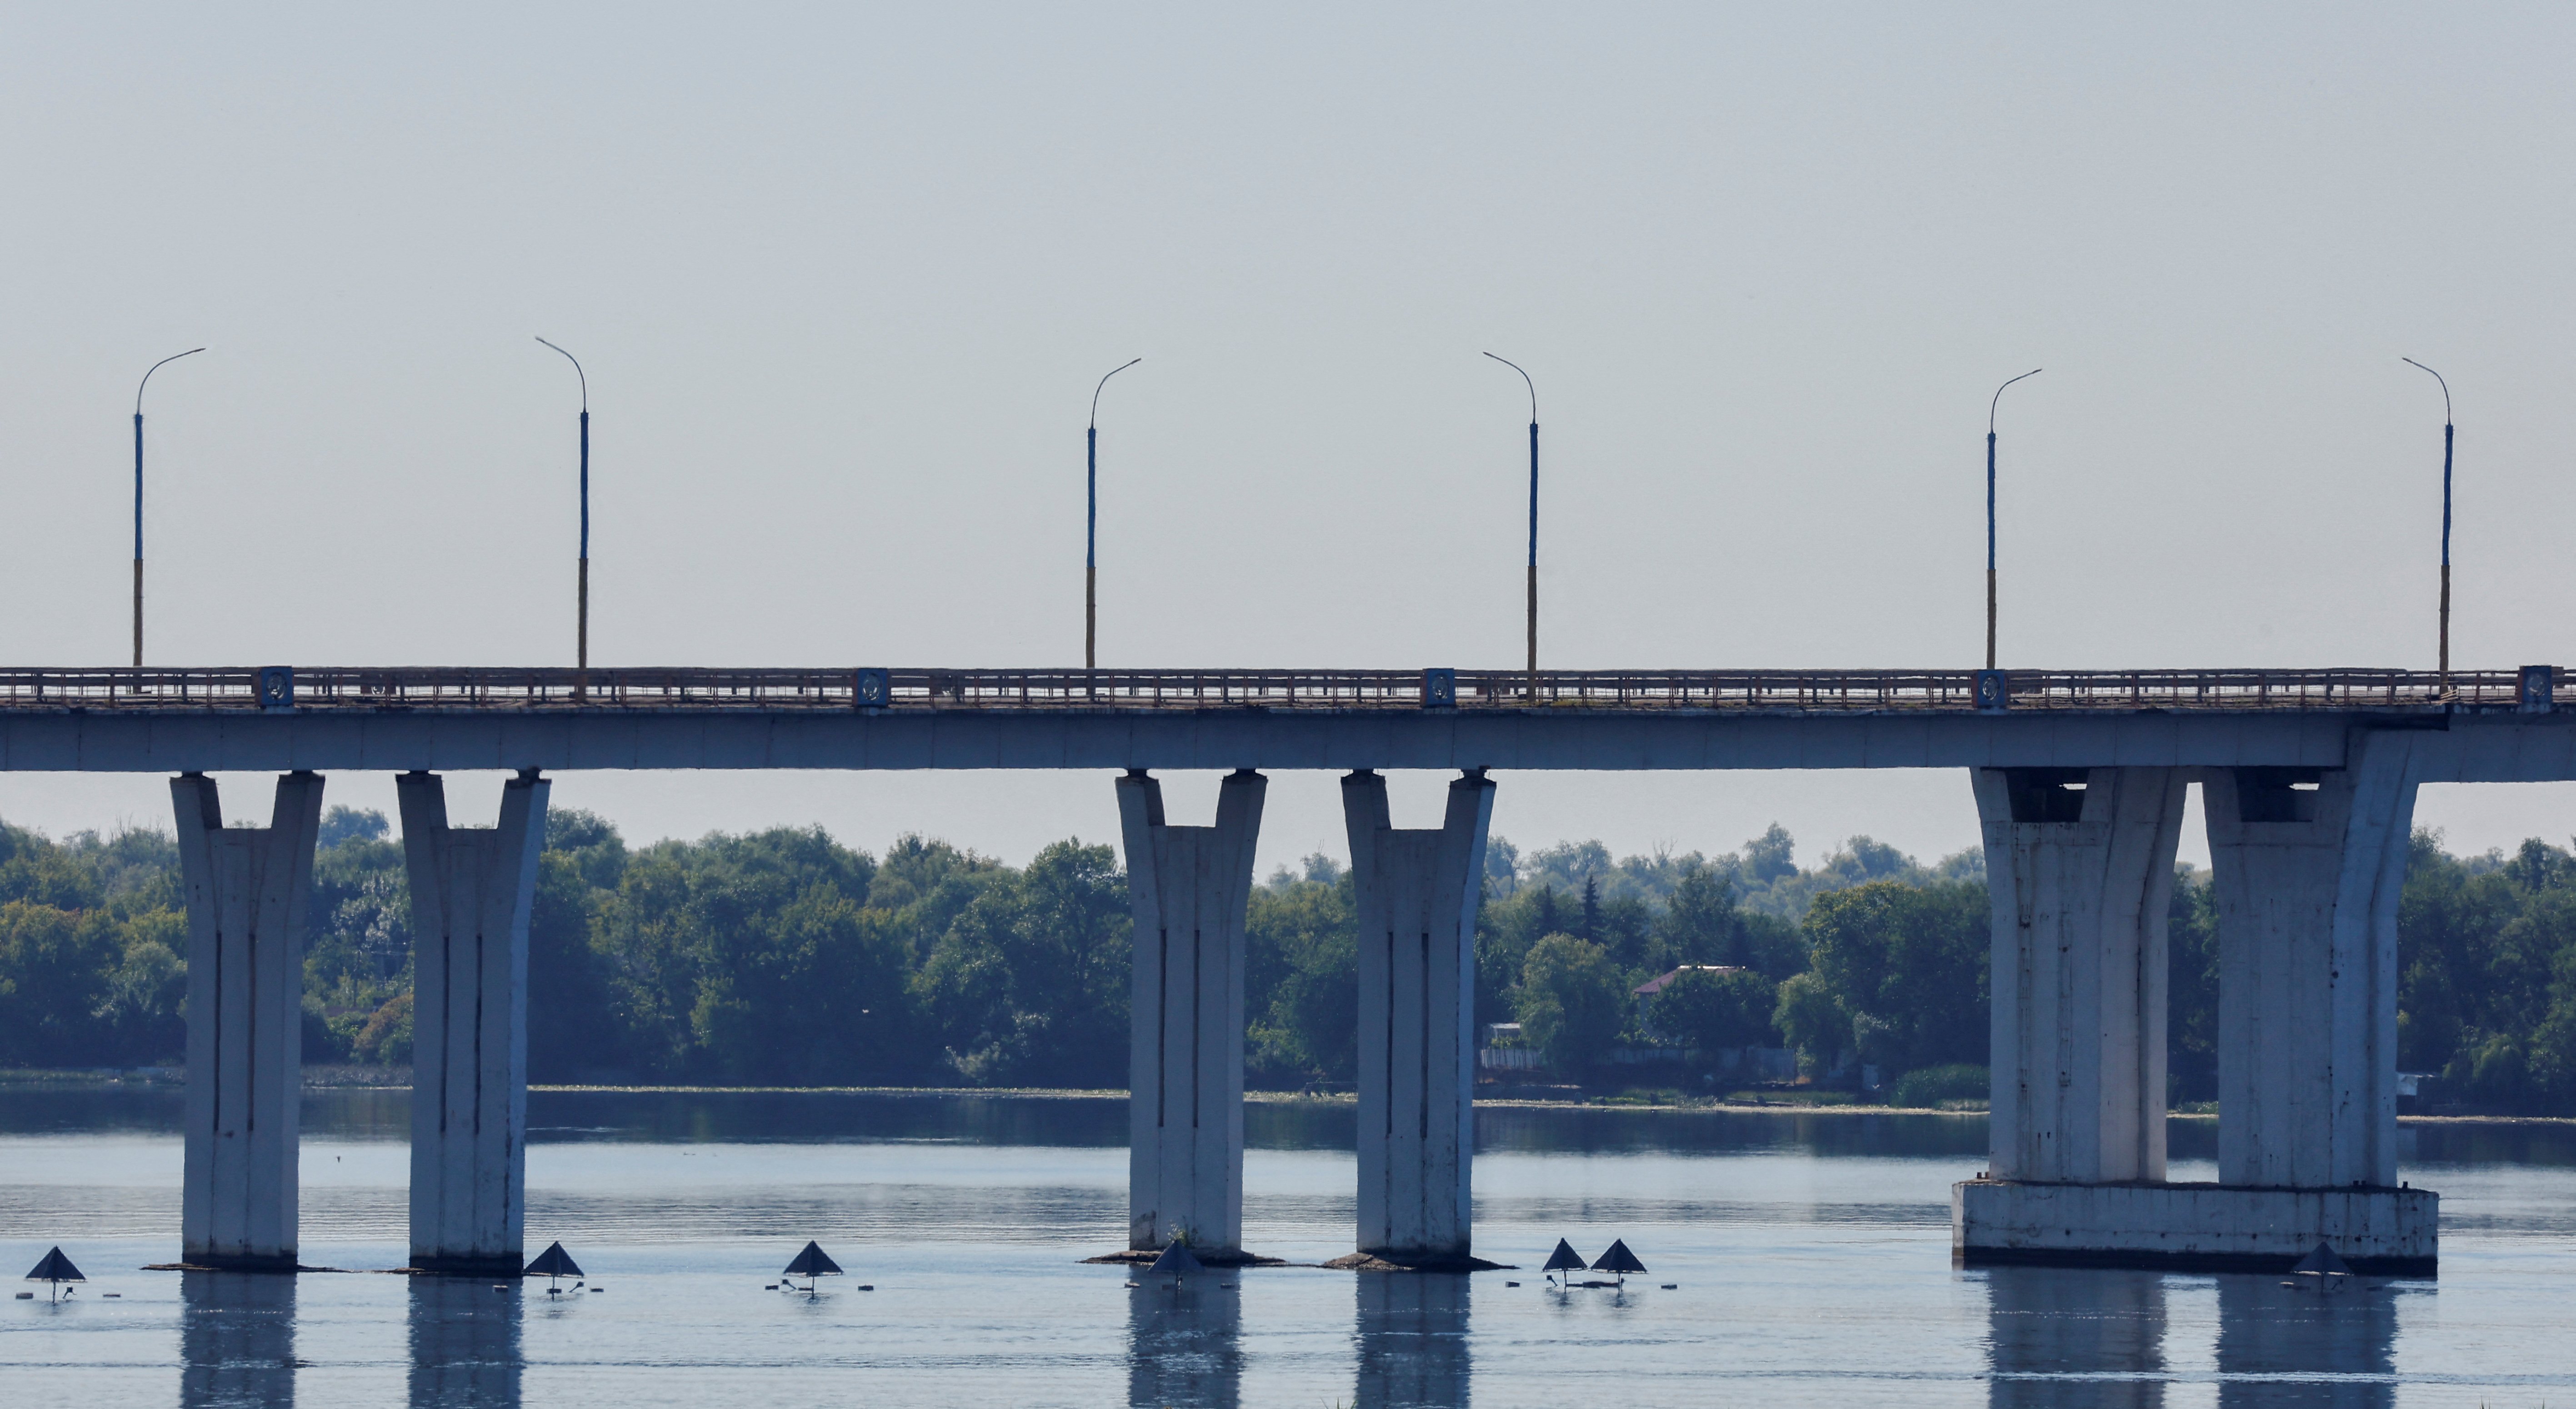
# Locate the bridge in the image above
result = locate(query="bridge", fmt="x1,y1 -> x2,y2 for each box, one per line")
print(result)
49,662 -> 2571,1279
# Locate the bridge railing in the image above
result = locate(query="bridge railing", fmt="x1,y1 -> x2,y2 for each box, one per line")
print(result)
0,666 -> 2534,712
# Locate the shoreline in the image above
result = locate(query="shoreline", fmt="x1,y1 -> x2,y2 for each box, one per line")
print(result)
7,1071 -> 2570,1127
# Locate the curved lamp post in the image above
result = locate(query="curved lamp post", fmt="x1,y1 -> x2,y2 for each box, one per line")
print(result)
1986,368 -> 2042,670
2403,357 -> 2454,691
1087,358 -> 1140,672
536,338 -> 590,676
1485,353 -> 1539,700
133,347 -> 205,667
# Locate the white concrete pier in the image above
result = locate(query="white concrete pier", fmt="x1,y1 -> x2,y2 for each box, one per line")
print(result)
1118,768 -> 1265,1256
1976,766 -> 2186,1184
175,771 -> 325,1272
1957,733 -> 2439,1276
1341,769 -> 1493,1267
2204,734 -> 2419,1189
400,769 -> 550,1277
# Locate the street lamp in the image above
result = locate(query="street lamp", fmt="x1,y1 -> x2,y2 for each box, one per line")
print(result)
132,347 -> 205,668
1087,358 -> 1140,672
1484,353 -> 1538,700
1985,368 -> 2042,670
535,338 -> 590,675
2403,357 -> 2454,691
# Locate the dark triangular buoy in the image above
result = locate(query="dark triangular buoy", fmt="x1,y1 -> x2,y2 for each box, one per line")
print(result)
784,1242 -> 842,1279
1543,1239 -> 1587,1274
1148,1241 -> 1204,1277
2291,1242 -> 2351,1278
1590,1239 -> 1648,1276
524,1242 -> 582,1280
25,1247 -> 83,1284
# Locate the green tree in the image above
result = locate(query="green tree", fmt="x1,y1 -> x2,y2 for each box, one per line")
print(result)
1246,871 -> 1358,1082
1802,879 -> 1988,1076
914,839 -> 1127,1086
1649,966 -> 1779,1051
1515,934 -> 1626,1073
1771,971 -> 1849,1075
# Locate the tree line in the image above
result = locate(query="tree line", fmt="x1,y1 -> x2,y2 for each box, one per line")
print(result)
1,804 -> 2573,1114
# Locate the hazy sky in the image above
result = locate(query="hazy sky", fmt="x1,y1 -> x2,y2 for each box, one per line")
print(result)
2,5 -> 2572,871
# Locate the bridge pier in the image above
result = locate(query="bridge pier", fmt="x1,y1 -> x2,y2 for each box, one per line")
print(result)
1339,768 -> 1494,1269
1977,766 -> 2186,1186
1118,768 -> 1266,1258
175,771 -> 325,1272
1956,734 -> 2438,1274
400,769 -> 550,1277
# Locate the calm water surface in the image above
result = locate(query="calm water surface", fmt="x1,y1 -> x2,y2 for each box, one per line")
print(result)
1,1089 -> 2571,1407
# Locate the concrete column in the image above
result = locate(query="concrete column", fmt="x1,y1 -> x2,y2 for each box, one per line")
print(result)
175,771 -> 324,1272
1974,766 -> 2186,1184
1342,768 -> 1493,1265
2205,731 -> 2419,1189
1119,768 -> 1265,1255
400,769 -> 550,1276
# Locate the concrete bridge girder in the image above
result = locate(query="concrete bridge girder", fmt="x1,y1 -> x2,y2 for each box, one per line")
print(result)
15,706 -> 2576,776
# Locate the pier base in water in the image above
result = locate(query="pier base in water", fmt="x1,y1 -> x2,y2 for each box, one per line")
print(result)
1953,1178 -> 2437,1276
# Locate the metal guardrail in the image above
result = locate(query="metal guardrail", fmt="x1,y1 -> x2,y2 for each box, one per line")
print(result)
0,666 -> 2545,714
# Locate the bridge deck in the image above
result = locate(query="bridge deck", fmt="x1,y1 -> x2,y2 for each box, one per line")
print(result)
3,667 -> 2564,779
0,666 -> 2543,714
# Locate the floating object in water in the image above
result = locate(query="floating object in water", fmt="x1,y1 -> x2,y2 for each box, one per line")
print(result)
2289,1242 -> 2354,1293
11,1292 -> 29,1299
782,1241 -> 844,1295
1660,1284 -> 1677,1290
1505,1281 -> 1521,1288
102,1293 -> 120,1299
1147,1241 -> 1204,1286
588,1287 -> 605,1293
491,1285 -> 508,1293
857,1284 -> 874,1292
765,1284 -> 779,1291
24,1247 -> 84,1303
1541,1239 -> 1587,1286
1588,1239 -> 1648,1289
525,1241 -> 584,1294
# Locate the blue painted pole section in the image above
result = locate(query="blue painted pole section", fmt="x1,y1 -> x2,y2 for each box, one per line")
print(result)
1526,421 -> 1538,569
2441,421 -> 2452,569
1986,431 -> 1997,574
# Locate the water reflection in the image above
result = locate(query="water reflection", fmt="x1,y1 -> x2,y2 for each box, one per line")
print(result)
2215,1274 -> 2397,1409
408,1276 -> 524,1409
1354,1274 -> 1471,1409
179,1270 -> 296,1409
1984,1266 -> 2167,1409
1125,1277 -> 1241,1409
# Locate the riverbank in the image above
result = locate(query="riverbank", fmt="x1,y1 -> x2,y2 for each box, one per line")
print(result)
8,1068 -> 2572,1126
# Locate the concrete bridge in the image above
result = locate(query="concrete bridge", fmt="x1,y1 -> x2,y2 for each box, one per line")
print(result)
31,663 -> 2572,1276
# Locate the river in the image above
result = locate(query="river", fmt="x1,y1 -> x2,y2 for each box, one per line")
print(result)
2,1088 -> 2571,1406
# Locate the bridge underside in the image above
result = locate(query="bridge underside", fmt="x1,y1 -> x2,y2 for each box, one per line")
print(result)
1,707 -> 2573,778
